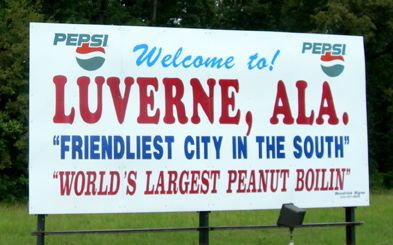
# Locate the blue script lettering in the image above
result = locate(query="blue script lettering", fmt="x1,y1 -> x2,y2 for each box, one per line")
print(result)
133,44 -> 235,69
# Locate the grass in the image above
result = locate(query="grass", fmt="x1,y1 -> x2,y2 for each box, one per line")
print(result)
1,190 -> 392,244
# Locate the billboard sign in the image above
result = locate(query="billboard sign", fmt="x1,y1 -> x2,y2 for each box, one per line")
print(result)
29,23 -> 369,214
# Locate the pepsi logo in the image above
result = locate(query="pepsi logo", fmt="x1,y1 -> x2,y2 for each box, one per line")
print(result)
75,43 -> 106,71
320,52 -> 344,77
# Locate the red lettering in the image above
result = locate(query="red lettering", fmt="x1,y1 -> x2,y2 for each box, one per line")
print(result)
84,171 -> 97,195
296,80 -> 314,125
137,77 -> 160,124
320,169 -> 329,190
258,170 -> 268,192
97,171 -> 108,195
108,171 -> 120,195
59,171 -> 75,195
163,78 -> 188,124
167,171 -> 178,194
210,170 -> 220,193
190,78 -> 215,124
295,169 -> 304,191
179,171 -> 189,194
74,171 -> 85,196
246,170 -> 256,193
144,171 -> 154,194
237,170 -> 247,193
155,171 -> 166,194
280,169 -> 289,192
305,169 -> 314,191
219,79 -> 240,124
227,170 -> 237,193
200,170 -> 210,194
190,171 -> 200,194
126,171 -> 137,195
270,170 -> 280,192
270,80 -> 294,124
107,77 -> 134,124
77,76 -> 104,124
53,76 -> 75,124
316,82 -> 339,125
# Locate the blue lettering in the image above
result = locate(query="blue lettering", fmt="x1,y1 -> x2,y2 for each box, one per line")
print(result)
292,135 -> 344,159
161,54 -> 172,67
247,53 -> 258,70
61,135 -> 70,159
58,135 -> 174,160
257,57 -> 267,69
335,136 -> 344,158
84,135 -> 89,159
142,136 -> 152,159
266,136 -> 275,159
90,34 -> 103,47
184,136 -> 194,160
193,56 -> 204,68
172,48 -> 183,67
66,34 -> 78,46
101,136 -> 112,159
201,136 -> 210,159
224,57 -> 235,69
133,44 -> 162,67
78,34 -> 90,46
133,44 -> 235,69
72,135 -> 83,159
153,136 -> 163,159
165,136 -> 174,159
90,136 -> 100,159
126,136 -> 135,159
114,136 -> 124,159
53,33 -> 66,45
213,136 -> 223,159
304,136 -> 314,158
277,136 -> 285,159
315,136 -> 324,158
204,57 -> 224,69
302,42 -> 312,53
256,136 -> 265,159
325,136 -> 333,158
182,55 -> 193,68
293,136 -> 302,159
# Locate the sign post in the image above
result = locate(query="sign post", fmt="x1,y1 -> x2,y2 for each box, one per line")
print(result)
346,207 -> 356,244
199,211 -> 209,245
36,215 -> 46,245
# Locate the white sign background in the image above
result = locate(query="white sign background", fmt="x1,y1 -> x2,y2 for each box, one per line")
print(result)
29,23 -> 369,214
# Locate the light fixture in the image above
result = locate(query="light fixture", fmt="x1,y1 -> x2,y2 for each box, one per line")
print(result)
277,203 -> 306,245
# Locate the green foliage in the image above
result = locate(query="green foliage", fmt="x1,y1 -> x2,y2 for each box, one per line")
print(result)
310,0 -> 393,188
1,0 -> 393,201
1,191 -> 393,244
0,0 -> 43,202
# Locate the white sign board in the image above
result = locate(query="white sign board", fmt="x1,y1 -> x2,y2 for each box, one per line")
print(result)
29,23 -> 369,214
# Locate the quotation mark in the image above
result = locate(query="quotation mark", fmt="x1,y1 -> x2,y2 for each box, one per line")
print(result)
344,136 -> 350,145
53,171 -> 59,179
53,135 -> 60,145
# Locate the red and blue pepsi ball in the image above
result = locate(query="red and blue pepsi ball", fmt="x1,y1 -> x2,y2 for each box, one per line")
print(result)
75,43 -> 106,71
320,52 -> 344,77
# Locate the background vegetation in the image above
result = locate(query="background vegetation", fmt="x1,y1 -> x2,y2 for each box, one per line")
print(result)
2,191 -> 393,244
1,0 -> 393,201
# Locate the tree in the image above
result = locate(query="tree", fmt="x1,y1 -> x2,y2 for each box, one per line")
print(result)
2,0 -> 393,202
0,0 -> 43,201
311,0 -> 393,188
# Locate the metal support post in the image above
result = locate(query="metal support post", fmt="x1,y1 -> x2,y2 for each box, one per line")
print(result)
345,207 -> 356,245
199,211 -> 209,245
37,214 -> 46,245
